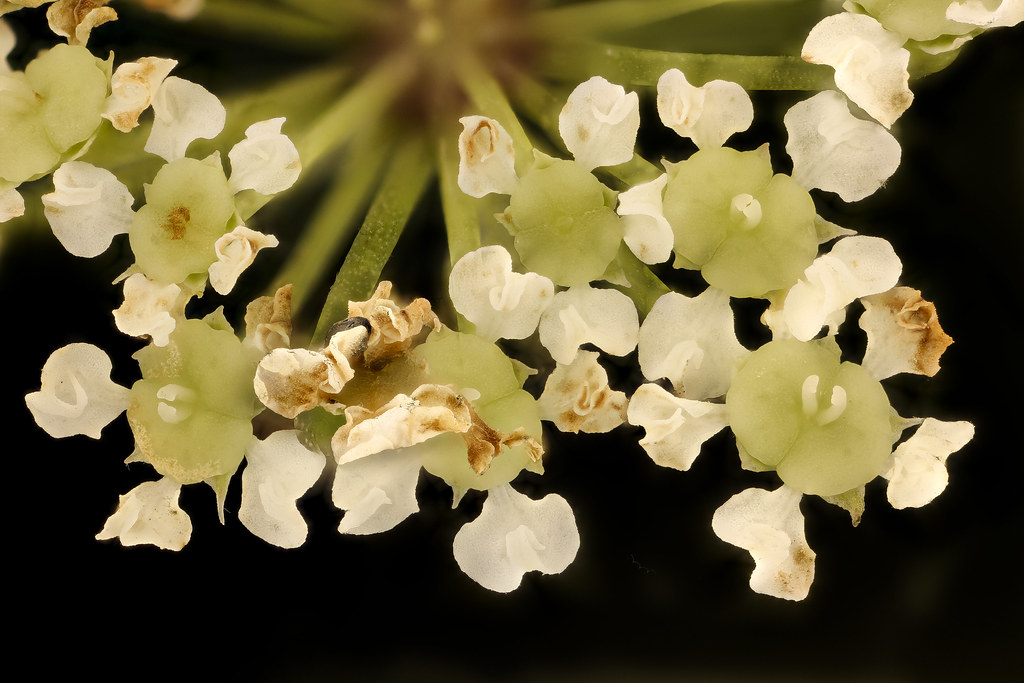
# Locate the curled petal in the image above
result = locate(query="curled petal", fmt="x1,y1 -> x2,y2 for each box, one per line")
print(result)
95,477 -> 192,551
882,418 -> 974,509
538,286 -> 639,365
239,430 -> 326,548
538,350 -> 627,434
449,245 -> 554,341
348,281 -> 441,368
558,76 -> 640,172
26,343 -> 129,439
627,383 -> 729,471
617,174 -> 673,265
785,90 -> 901,202
1,187 -> 24,221
243,284 -> 293,353
228,117 -> 301,195
859,287 -> 953,379
453,483 -> 580,593
145,76 -> 227,162
946,0 -> 1024,28
208,225 -> 279,295
332,446 -> 422,535
457,116 -> 518,197
802,13 -> 913,128
657,69 -> 753,149
103,56 -> 177,132
711,485 -> 815,601
42,161 -> 134,258
46,0 -> 117,46
254,347 -> 346,419
112,273 -> 181,346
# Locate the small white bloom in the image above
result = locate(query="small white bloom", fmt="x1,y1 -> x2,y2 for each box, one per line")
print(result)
0,186 -> 23,221
882,418 -> 974,509
656,69 -> 753,149
783,235 -> 902,341
538,350 -> 628,433
207,225 -> 279,295
145,76 -> 227,162
239,430 -> 326,548
26,343 -> 130,439
638,288 -> 747,400
617,174 -> 673,265
42,161 -> 135,258
802,13 -> 913,128
95,477 -> 192,551
112,273 -> 181,346
627,383 -> 729,471
946,0 -> 1024,28
785,90 -> 901,202
558,76 -> 640,172
449,245 -> 554,341
457,116 -> 519,197
228,118 -> 301,195
332,446 -> 422,535
453,483 -> 580,593
103,56 -> 178,132
538,285 -> 639,365
711,485 -> 815,601
859,286 -> 953,379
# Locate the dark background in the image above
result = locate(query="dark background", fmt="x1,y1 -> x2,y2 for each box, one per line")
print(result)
3,8 -> 1021,682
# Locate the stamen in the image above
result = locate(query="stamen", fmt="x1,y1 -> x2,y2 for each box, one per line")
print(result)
816,385 -> 848,426
801,374 -> 819,418
731,193 -> 762,229
156,383 -> 195,424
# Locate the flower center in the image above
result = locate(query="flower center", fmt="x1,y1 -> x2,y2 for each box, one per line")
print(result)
800,374 -> 847,426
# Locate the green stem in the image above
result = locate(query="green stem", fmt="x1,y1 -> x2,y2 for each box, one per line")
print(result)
195,0 -> 342,46
536,0 -> 792,37
310,134 -> 434,344
615,243 -> 671,317
457,58 -> 535,176
437,129 -> 483,334
271,0 -> 376,28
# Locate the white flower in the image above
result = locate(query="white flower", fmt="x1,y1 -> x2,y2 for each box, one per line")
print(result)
785,90 -> 901,202
207,225 -> 279,295
882,418 -> 974,509
711,485 -> 815,601
332,446 -> 422,535
617,174 -> 673,265
41,161 -> 135,258
228,118 -> 301,195
449,245 -> 554,341
457,115 -> 519,197
46,0 -> 117,47
145,76 -> 227,162
95,477 -> 192,551
254,347 -> 348,418
627,383 -> 730,471
946,0 -> 1024,28
112,273 -> 181,346
0,186 -> 23,222
102,56 -> 178,132
452,483 -> 580,593
859,286 -> 953,379
26,343 -> 129,439
538,285 -> 639,365
558,76 -> 640,172
656,69 -> 753,149
537,350 -> 627,433
239,430 -> 326,548
802,13 -> 913,128
638,288 -> 747,400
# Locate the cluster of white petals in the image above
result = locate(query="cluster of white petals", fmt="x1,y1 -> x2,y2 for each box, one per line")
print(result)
882,418 -> 975,509
348,281 -> 441,367
453,483 -> 580,593
558,76 -> 640,172
638,288 -> 747,400
617,174 -> 673,265
859,286 -> 953,379
538,286 -> 639,364
46,0 -> 116,46
208,225 -> 279,295
538,350 -> 627,433
95,477 -> 191,551
946,0 -> 1024,28
457,116 -> 519,197
656,69 -> 753,149
103,56 -> 177,132
783,235 -> 902,341
802,13 -> 913,128
26,343 -> 129,439
41,161 -> 135,258
332,446 -> 422,535
227,117 -> 301,195
785,90 -> 901,202
145,76 -> 227,162
113,273 -> 181,346
239,430 -> 326,548
449,245 -> 554,341
711,486 -> 815,601
627,383 -> 729,471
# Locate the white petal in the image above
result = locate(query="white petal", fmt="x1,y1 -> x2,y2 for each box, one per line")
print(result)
145,76 -> 227,162
0,186 -> 24,221
42,161 -> 134,257
617,174 -> 674,265
102,56 -> 178,132
207,225 -> 278,295
783,235 -> 901,341
332,446 -> 422,535
882,418 -> 974,509
538,285 -> 639,365
228,117 -> 301,195
656,69 -> 753,149
627,383 -> 729,471
558,76 -> 640,172
859,287 -> 953,380
239,430 -> 326,548
26,343 -> 129,439
449,245 -> 554,341
95,477 -> 192,551
112,273 -> 181,346
802,13 -> 913,128
638,288 -> 748,400
457,115 -> 518,197
946,0 -> 1024,28
538,350 -> 627,434
785,90 -> 901,202
711,485 -> 815,601
452,483 -> 580,593
254,347 -> 346,419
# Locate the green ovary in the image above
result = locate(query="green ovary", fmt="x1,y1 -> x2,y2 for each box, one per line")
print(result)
726,339 -> 894,496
